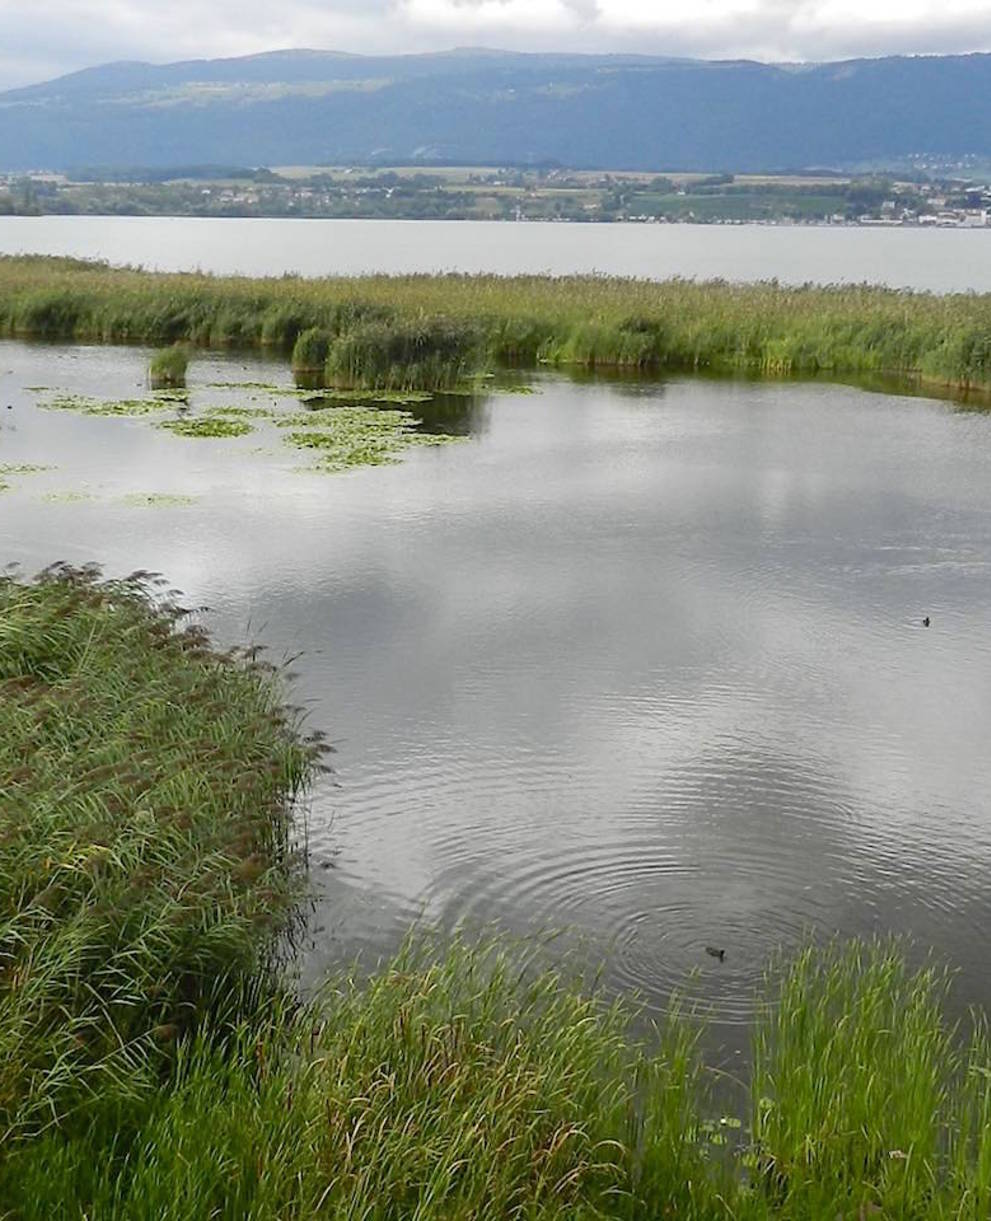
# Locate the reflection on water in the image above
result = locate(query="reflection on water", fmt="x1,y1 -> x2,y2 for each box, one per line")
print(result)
4,339 -> 991,1048
5,215 -> 991,291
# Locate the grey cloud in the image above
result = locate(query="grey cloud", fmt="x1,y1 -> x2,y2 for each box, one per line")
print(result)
1,0 -> 991,92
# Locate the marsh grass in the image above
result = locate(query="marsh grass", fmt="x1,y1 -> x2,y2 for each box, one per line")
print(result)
149,344 -> 191,388
324,318 -> 489,391
0,937 -> 720,1220
0,564 -> 317,1140
3,256 -> 991,393
4,928 -> 991,1218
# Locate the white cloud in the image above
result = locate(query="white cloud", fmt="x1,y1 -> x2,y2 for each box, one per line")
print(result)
2,0 -> 991,90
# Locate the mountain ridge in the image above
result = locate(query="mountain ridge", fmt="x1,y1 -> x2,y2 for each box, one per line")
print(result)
2,47 -> 990,173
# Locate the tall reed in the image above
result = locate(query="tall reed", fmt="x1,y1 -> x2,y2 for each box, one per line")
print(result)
2,256 -> 990,392
0,564 -> 318,1139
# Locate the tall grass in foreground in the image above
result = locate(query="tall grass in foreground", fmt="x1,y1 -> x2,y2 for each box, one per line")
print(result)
0,564 -> 319,1140
4,934 -> 991,1218
2,255 -> 991,392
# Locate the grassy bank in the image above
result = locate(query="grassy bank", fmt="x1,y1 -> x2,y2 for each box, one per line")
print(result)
5,568 -> 991,1217
2,255 -> 991,392
0,564 -> 317,1141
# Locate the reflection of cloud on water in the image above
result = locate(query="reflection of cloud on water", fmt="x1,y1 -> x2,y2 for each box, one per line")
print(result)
7,338 -> 991,1025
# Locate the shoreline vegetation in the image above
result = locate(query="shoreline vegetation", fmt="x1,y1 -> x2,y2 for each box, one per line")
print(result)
2,255 -> 991,395
4,568 -> 991,1217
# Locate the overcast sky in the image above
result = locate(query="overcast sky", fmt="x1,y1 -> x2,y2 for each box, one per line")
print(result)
4,0 -> 991,91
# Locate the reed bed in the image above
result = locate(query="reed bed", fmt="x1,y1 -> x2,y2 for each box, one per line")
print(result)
0,564 -> 317,1140
2,255 -> 991,392
3,931 -> 991,1218
149,343 -> 191,388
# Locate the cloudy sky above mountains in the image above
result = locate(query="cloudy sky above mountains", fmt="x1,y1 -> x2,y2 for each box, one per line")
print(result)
4,0 -> 991,90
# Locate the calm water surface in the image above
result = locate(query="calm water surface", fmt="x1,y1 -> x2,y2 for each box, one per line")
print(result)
4,343 -> 991,1046
2,215 -> 991,290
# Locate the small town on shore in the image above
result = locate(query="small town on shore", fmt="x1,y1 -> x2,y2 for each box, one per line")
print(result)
3,164 -> 990,225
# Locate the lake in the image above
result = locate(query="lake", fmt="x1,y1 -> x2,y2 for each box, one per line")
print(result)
4,341 -> 991,1052
2,215 -> 991,290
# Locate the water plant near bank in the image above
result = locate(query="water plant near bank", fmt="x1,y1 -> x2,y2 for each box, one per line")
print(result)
156,415 -> 254,439
32,387 -> 464,473
149,343 -> 191,388
0,564 -> 317,1140
2,255 -> 991,393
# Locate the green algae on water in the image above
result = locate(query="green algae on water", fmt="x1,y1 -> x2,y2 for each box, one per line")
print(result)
157,417 -> 254,439
121,493 -> 200,507
40,393 -> 186,417
41,489 -> 99,504
281,403 -> 465,472
0,463 -> 53,493
212,406 -> 280,419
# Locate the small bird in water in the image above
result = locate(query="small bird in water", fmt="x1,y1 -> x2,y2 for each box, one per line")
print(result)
923,616 -> 931,627
705,946 -> 726,962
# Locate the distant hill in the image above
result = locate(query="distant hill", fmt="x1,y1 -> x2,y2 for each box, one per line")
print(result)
2,48 -> 991,173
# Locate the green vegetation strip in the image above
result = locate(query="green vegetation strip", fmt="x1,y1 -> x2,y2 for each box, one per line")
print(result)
149,343 -> 191,388
4,570 -> 991,1216
40,393 -> 185,417
35,388 -> 462,472
0,464 -> 52,493
0,566 -> 315,1141
3,255 -> 991,393
157,416 -> 254,439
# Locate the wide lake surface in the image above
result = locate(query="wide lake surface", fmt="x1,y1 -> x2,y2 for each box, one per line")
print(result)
2,215 -> 991,290
4,341 -> 991,1049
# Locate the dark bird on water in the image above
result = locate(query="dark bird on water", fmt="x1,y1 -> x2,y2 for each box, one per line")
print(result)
923,616 -> 931,627
705,946 -> 726,961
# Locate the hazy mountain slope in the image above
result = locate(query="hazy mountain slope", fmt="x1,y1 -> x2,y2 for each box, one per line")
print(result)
0,48 -> 989,172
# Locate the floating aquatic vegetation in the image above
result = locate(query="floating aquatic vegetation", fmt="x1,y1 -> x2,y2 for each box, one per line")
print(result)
212,405 -> 280,419
30,381 -> 461,475
282,403 -> 464,472
205,381 -> 285,391
314,389 -> 435,405
121,493 -> 200,507
41,489 -> 98,503
157,417 -> 254,439
0,463 -> 53,492
39,393 -> 185,417
285,429 -> 408,471
273,405 -> 413,431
